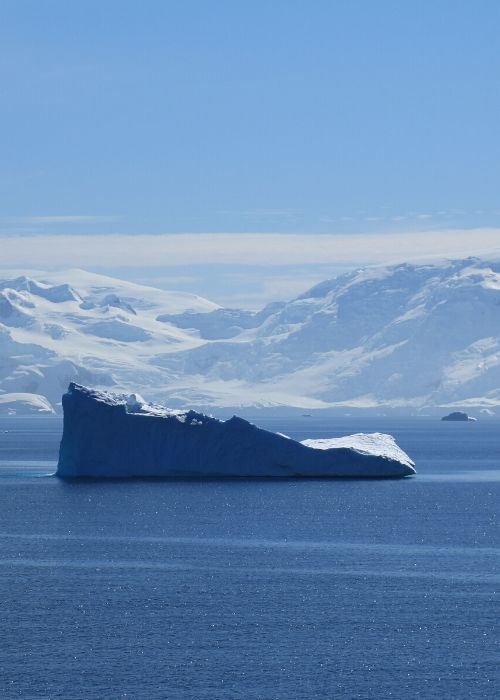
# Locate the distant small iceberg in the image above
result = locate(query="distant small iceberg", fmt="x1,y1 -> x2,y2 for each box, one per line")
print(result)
57,384 -> 416,479
441,411 -> 477,422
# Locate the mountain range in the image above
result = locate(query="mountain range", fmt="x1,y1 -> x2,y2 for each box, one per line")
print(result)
1,258 -> 499,414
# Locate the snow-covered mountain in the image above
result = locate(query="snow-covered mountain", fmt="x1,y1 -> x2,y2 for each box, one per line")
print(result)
0,269 -> 217,412
1,259 -> 500,413
155,257 -> 500,412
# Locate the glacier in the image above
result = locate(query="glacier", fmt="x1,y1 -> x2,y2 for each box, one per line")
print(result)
0,269 -> 218,412
0,392 -> 55,415
56,384 -> 415,479
3,258 -> 500,413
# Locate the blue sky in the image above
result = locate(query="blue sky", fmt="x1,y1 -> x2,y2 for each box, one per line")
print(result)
1,1 -> 500,305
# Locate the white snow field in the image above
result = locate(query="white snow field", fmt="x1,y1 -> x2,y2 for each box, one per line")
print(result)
0,269 -> 217,412
56,384 -> 415,478
0,392 -> 55,414
2,257 -> 500,412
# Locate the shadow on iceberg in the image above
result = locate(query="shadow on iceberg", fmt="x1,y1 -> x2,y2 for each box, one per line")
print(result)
57,384 -> 416,480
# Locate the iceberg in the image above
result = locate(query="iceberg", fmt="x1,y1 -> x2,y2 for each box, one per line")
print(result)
56,384 -> 416,479
441,411 -> 477,422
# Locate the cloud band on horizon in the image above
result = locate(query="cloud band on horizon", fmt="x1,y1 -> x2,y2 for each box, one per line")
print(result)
1,229 -> 499,269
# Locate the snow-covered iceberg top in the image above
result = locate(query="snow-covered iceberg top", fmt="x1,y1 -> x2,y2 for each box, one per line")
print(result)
57,384 -> 416,479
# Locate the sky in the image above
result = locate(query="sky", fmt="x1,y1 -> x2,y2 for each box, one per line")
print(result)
1,1 -> 500,306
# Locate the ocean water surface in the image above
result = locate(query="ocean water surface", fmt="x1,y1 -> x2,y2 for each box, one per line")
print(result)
0,415 -> 498,699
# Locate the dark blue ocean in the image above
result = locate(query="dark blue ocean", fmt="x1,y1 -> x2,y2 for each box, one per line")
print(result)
0,416 -> 498,699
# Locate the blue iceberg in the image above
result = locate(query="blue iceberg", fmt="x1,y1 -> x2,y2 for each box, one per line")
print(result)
57,384 -> 416,479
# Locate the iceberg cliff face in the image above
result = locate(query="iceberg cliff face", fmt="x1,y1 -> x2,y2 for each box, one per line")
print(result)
57,384 -> 416,479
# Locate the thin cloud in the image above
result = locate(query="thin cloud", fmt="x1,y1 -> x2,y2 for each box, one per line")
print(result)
218,208 -> 303,218
0,215 -> 120,225
0,229 -> 499,270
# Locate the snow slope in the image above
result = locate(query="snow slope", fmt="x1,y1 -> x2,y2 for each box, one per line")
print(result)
0,392 -> 55,414
156,257 -> 500,411
57,384 -> 415,478
0,269 -> 217,411
2,258 -> 500,412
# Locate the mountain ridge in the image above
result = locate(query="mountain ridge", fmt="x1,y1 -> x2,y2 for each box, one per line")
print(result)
1,258 -> 499,413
